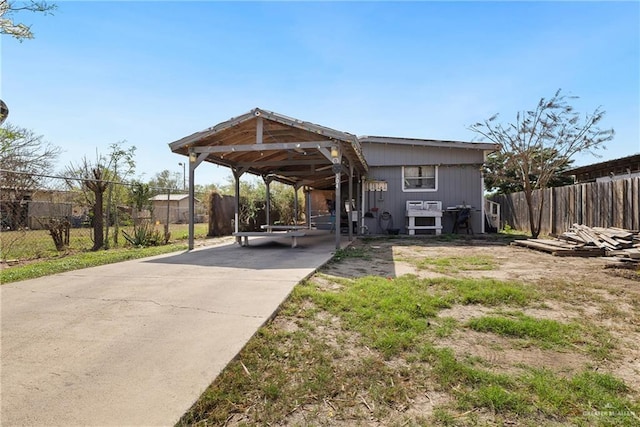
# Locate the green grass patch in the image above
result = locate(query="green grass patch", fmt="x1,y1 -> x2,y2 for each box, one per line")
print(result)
177,297 -> 422,426
1,244 -> 187,284
467,311 -> 617,360
416,254 -> 496,274
0,223 -> 207,262
419,344 -> 512,389
432,277 -> 537,307
434,317 -> 458,338
466,312 -> 580,348
180,270 -> 638,426
298,274 -> 451,358
295,275 -> 537,358
420,344 -> 638,423
331,246 -> 371,262
521,368 -> 639,425
472,384 -> 529,414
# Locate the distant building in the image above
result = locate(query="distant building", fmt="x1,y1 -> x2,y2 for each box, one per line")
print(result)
563,154 -> 640,183
150,194 -> 203,224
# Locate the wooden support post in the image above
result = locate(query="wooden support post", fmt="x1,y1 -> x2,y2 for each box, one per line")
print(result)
294,183 -> 300,225
263,176 -> 272,227
187,151 -> 208,250
233,168 -> 244,245
304,187 -> 312,229
348,162 -> 353,241
335,170 -> 341,249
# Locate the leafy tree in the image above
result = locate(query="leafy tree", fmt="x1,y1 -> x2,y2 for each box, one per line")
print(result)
483,147 -> 575,195
65,142 -> 136,251
219,176 -> 299,227
0,123 -> 61,228
129,181 -> 152,213
148,169 -> 181,193
103,141 -> 136,247
470,89 -> 614,238
0,0 -> 56,41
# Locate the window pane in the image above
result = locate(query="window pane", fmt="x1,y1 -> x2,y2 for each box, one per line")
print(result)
405,167 -> 420,178
403,166 -> 436,191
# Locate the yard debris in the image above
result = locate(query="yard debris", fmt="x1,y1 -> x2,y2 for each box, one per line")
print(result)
511,224 -> 640,260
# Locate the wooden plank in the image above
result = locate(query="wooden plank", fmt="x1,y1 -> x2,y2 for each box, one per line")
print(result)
552,249 -> 606,257
607,227 -> 635,239
575,229 -> 604,248
613,180 -> 625,228
592,227 -> 628,239
530,239 -> 582,249
557,232 -> 586,244
590,229 -> 622,248
608,249 -> 640,259
512,238 -> 604,257
511,240 -> 557,254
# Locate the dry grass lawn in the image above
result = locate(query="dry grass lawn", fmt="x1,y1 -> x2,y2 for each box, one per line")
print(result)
179,235 -> 640,426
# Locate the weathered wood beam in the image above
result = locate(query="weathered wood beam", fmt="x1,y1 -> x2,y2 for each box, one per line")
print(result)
235,159 -> 327,167
191,141 -> 333,154
256,116 -> 263,144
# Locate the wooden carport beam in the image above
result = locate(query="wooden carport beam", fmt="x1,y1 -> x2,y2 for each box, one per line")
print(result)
191,141 -> 333,154
256,116 -> 263,144
236,159 -> 328,167
318,147 -> 350,175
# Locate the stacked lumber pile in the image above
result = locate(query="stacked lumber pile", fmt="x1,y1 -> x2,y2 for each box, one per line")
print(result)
511,224 -> 640,260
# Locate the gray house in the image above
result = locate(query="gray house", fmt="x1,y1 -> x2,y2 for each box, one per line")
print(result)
168,108 -> 498,248
359,136 -> 497,234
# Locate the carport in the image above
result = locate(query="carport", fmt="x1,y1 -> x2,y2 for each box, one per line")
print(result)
168,108 -> 369,249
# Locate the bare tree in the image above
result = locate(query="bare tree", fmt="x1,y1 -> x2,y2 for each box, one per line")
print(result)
0,123 -> 61,228
0,0 -> 56,41
469,89 -> 614,238
66,157 -> 109,251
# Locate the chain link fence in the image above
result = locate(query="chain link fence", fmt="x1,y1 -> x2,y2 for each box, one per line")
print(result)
1,171 -> 209,262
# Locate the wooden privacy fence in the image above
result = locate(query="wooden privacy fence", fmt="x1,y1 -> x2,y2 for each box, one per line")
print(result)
492,177 -> 640,235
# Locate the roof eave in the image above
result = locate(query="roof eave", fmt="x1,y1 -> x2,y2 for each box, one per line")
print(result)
359,136 -> 498,151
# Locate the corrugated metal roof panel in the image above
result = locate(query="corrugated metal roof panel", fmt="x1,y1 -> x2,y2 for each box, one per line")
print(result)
359,136 -> 498,152
149,194 -> 190,201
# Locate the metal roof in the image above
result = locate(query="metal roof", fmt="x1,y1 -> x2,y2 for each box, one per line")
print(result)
358,135 -> 499,152
149,194 -> 191,201
169,108 -> 368,190
563,153 -> 640,175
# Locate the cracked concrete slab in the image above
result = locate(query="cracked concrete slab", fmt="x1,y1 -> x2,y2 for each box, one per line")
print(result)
1,231 -> 345,426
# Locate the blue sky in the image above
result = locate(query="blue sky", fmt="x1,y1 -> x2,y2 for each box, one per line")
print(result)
2,1 -> 639,186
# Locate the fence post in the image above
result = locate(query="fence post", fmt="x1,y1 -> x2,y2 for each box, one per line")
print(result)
549,187 -> 554,235
165,189 -> 171,239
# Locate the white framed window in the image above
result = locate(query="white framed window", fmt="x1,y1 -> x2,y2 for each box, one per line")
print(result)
402,165 -> 437,192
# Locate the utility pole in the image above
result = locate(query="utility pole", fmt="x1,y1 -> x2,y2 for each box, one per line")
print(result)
178,162 -> 186,191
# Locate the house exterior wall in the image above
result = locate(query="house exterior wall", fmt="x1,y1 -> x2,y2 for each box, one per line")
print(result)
151,200 -> 187,224
361,142 -> 486,234
363,142 -> 485,166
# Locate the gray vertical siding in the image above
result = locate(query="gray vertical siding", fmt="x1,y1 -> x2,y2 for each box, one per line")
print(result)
360,142 -> 487,234
362,142 -> 486,166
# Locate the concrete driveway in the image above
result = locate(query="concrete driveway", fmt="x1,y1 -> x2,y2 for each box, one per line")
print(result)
1,231 -> 344,426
